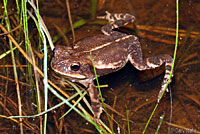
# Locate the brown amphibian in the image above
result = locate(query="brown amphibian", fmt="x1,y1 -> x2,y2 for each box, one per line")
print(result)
51,11 -> 173,123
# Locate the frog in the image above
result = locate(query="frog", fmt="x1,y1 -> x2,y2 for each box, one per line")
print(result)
51,11 -> 173,123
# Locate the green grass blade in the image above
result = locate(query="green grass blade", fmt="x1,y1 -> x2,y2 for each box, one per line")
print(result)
90,53 -> 114,133
0,42 -> 22,59
9,90 -> 82,118
155,113 -> 165,134
142,0 -> 179,133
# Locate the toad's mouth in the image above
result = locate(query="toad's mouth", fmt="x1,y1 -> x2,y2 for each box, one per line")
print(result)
53,69 -> 86,79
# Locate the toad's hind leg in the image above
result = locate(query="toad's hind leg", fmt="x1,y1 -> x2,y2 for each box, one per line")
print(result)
128,40 -> 173,102
97,11 -> 135,35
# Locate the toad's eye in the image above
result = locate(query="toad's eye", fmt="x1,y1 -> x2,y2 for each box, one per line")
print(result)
70,63 -> 80,71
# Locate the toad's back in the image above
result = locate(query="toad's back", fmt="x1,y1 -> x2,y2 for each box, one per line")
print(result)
73,33 -> 141,66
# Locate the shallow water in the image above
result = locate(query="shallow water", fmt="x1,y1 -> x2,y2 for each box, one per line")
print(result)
0,0 -> 200,133
41,1 -> 200,133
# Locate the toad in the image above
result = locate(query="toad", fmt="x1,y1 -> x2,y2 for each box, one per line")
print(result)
51,11 -> 173,122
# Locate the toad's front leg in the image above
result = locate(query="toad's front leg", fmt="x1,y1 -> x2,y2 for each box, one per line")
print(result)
87,82 -> 103,123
